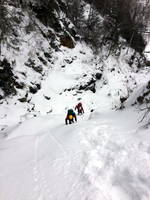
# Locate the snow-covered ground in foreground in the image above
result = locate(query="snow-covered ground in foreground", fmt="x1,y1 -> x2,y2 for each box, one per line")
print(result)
0,104 -> 150,200
83,108 -> 150,200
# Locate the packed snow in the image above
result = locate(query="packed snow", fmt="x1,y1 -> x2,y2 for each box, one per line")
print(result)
1,99 -> 150,200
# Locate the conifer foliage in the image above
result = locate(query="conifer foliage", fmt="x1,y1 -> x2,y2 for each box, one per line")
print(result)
85,0 -> 149,53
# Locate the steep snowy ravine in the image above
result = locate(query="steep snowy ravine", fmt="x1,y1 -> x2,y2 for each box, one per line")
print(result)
0,0 -> 150,199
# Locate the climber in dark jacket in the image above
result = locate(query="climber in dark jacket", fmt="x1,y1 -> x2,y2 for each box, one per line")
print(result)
65,109 -> 77,125
75,102 -> 84,115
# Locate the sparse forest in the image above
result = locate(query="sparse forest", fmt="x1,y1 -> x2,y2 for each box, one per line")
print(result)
0,0 -> 149,54
65,0 -> 150,53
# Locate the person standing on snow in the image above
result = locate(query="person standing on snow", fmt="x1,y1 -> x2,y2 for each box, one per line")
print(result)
65,109 -> 77,125
75,102 -> 84,115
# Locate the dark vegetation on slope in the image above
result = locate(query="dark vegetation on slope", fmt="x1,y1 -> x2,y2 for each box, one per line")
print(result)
0,58 -> 24,98
0,0 -> 149,55
85,0 -> 149,53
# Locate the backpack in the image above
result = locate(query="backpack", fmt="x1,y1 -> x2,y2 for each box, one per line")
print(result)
69,115 -> 73,120
68,109 -> 74,116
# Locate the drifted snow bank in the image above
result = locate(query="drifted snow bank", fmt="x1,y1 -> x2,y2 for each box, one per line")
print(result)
81,108 -> 150,200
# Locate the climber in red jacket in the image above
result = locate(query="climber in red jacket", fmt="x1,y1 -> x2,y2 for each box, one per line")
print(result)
75,102 -> 84,115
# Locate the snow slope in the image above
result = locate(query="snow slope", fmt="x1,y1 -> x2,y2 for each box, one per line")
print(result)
83,108 -> 150,200
0,114 -> 88,200
0,102 -> 150,200
0,2 -> 150,199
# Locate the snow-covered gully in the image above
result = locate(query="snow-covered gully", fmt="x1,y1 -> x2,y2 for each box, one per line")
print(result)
0,0 -> 150,199
0,108 -> 150,200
